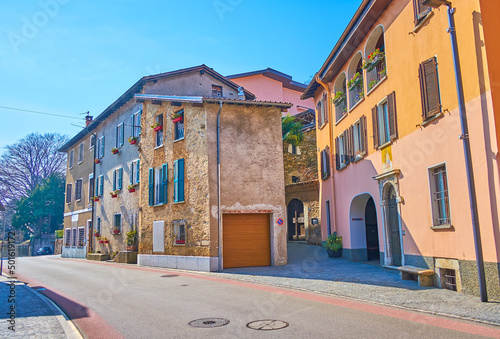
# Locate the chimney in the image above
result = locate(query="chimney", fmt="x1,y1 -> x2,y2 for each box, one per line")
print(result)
237,86 -> 245,100
85,115 -> 93,127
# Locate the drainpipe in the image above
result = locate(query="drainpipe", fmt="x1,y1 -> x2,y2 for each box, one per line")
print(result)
89,132 -> 97,254
444,3 -> 487,302
315,76 -> 337,234
217,101 -> 223,271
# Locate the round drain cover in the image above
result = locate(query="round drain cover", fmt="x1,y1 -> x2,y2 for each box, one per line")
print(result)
160,274 -> 179,278
246,320 -> 289,331
189,318 -> 230,328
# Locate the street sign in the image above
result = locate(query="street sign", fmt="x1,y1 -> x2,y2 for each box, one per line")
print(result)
277,218 -> 283,225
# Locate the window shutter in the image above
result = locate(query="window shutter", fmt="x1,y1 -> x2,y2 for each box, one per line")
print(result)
162,163 -> 168,204
334,138 -> 340,170
136,160 -> 140,183
138,110 -> 142,136
99,175 -> 103,196
178,159 -> 185,202
113,170 -> 117,191
414,0 -> 431,24
101,137 -> 105,158
362,115 -> 368,154
121,123 -> 124,146
130,162 -> 134,185
387,91 -> 398,140
349,126 -> 355,162
372,106 -> 379,149
420,57 -> 441,119
130,115 -> 134,137
148,168 -> 154,206
115,126 -> 118,148
317,101 -> 323,126
66,184 -> 72,203
323,94 -> 328,124
118,167 -> 123,190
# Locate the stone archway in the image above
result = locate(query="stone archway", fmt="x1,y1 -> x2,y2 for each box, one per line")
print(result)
349,193 -> 379,262
287,199 -> 304,241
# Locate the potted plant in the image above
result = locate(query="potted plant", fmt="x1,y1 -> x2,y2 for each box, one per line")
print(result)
171,112 -> 183,123
112,227 -> 120,235
94,230 -> 100,237
110,191 -> 118,198
332,91 -> 346,106
126,229 -> 137,251
111,147 -> 119,155
362,48 -> 385,71
151,122 -> 162,131
368,79 -> 378,90
324,232 -> 343,258
358,90 -> 364,100
92,196 -> 100,202
94,158 -> 101,164
128,136 -> 137,145
98,238 -> 104,244
127,184 -> 136,193
347,72 -> 362,91
378,66 -> 387,79
101,237 -> 109,244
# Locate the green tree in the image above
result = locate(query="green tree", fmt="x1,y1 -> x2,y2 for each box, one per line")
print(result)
11,173 -> 65,237
282,115 -> 304,146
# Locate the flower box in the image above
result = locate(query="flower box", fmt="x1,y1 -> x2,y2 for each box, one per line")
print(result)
172,117 -> 182,124
93,197 -> 100,202
103,240 -> 109,244
99,240 -> 104,244
153,125 -> 162,132
111,194 -> 117,198
94,232 -> 100,237
128,188 -> 136,193
366,54 -> 383,71
348,77 -> 362,91
95,159 -> 100,164
129,139 -> 137,145
333,95 -> 345,107
111,149 -> 119,155
112,229 -> 120,234
175,240 -> 185,245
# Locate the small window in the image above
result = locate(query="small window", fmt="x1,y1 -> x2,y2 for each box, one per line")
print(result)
89,174 -> 94,202
291,176 -> 300,183
372,91 -> 397,149
75,179 -> 83,201
155,115 -> 163,147
174,110 -> 184,141
429,164 -> 451,226
78,142 -> 84,163
66,183 -> 72,203
419,57 -> 441,121
77,227 -> 85,247
69,149 -> 74,168
149,164 -> 168,206
90,135 -> 96,149
96,217 -> 101,234
413,0 -> 431,25
131,110 -> 142,137
173,220 -> 186,245
320,148 -> 330,179
116,123 -> 124,148
353,116 -> 367,158
97,136 -> 105,159
212,85 -> 223,97
130,160 -> 140,185
112,167 -> 123,191
440,268 -> 457,291
317,93 -> 327,126
288,144 -> 300,155
65,229 -> 71,247
114,214 -> 122,234
72,227 -> 77,247
96,175 -> 104,196
337,132 -> 347,169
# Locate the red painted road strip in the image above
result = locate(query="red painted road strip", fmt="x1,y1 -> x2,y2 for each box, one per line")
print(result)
3,269 -> 124,339
51,258 -> 500,338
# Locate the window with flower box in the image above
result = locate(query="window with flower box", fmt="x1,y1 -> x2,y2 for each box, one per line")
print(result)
174,110 -> 184,141
113,214 -> 122,234
364,27 -> 386,93
130,110 -> 142,138
96,136 -> 105,159
333,73 -> 347,122
155,114 -> 163,147
90,135 -> 96,150
173,220 -> 186,245
112,167 -> 123,191
130,159 -> 140,186
347,53 -> 364,108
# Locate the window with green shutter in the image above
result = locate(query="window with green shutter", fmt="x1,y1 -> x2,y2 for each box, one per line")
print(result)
118,167 -> 123,190
162,164 -> 168,203
174,159 -> 185,202
136,159 -> 140,183
148,168 -> 154,206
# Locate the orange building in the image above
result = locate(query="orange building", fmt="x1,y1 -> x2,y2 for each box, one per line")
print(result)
302,0 -> 500,299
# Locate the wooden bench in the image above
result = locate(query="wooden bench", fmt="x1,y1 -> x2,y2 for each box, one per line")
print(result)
397,266 -> 434,287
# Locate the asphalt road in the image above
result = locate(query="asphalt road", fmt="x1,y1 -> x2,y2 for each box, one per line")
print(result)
12,255 -> 500,338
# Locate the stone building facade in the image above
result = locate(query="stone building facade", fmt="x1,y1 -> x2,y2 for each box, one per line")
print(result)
137,92 -> 291,271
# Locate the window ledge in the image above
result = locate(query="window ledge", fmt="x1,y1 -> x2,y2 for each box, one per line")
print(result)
348,97 -> 365,113
173,201 -> 185,205
430,224 -> 453,230
78,161 -> 83,165
377,140 -> 392,150
412,11 -> 434,34
154,145 -> 163,150
173,137 -> 184,143
353,152 -> 366,162
366,76 -> 388,96
420,112 -> 444,127
338,164 -> 347,171
153,203 -> 165,207
335,113 -> 348,126
173,243 -> 186,246
318,121 -> 328,130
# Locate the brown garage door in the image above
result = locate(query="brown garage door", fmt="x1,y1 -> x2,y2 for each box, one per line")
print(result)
223,213 -> 271,268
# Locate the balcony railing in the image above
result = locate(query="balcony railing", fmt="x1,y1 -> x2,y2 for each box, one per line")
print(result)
366,57 -> 386,92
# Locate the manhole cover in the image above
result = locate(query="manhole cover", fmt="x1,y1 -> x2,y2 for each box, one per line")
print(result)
188,318 -> 230,328
160,274 -> 179,278
246,320 -> 289,331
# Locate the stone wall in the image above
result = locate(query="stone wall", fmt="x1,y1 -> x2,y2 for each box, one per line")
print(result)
283,128 -> 318,185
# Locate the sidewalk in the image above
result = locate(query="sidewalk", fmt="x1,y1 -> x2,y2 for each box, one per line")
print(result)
210,242 -> 500,326
0,274 -> 81,338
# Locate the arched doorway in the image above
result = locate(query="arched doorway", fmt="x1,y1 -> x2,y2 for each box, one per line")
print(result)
386,185 -> 402,266
287,199 -> 304,241
364,197 -> 379,261
349,193 -> 380,262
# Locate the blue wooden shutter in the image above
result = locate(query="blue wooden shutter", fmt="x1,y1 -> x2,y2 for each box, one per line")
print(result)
130,162 -> 134,185
148,168 -> 154,206
138,110 -> 142,135
100,137 -> 105,158
115,126 -> 118,147
130,115 -> 134,137
178,159 -> 184,202
136,160 -> 140,183
113,170 -> 117,191
173,161 -> 178,202
121,123 -> 124,146
118,167 -> 123,189
99,175 -> 104,196
162,163 -> 168,204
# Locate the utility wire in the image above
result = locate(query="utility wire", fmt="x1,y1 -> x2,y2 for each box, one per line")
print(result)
0,105 -> 84,120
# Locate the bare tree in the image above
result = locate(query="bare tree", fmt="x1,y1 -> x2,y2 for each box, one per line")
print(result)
0,133 -> 68,204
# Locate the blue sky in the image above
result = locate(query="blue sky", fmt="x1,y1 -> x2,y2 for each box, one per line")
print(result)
0,0 -> 360,151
